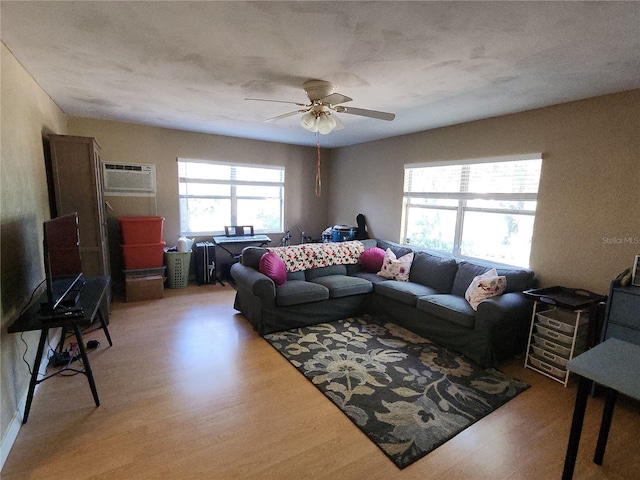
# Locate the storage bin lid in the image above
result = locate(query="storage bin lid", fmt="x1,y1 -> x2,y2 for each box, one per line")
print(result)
117,216 -> 165,223
332,224 -> 357,232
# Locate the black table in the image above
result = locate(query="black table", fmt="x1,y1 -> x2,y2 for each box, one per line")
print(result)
561,338 -> 640,479
8,276 -> 113,423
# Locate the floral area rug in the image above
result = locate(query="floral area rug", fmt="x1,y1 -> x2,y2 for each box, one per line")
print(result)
264,315 -> 529,469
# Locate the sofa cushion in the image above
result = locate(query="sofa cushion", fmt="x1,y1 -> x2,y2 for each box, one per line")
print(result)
351,271 -> 388,284
259,252 -> 287,286
310,275 -> 373,298
417,294 -> 476,329
275,280 -> 329,306
241,246 -> 269,270
409,251 -> 458,293
378,249 -> 414,281
451,262 -> 491,297
359,247 -> 386,273
465,268 -> 506,310
360,239 -> 378,249
346,263 -> 363,276
375,280 -> 439,306
287,270 -> 305,281
451,261 -> 534,296
375,239 -> 413,258
305,264 -> 348,280
493,266 -> 535,293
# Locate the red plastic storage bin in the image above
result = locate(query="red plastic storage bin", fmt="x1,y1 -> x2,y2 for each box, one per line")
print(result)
121,242 -> 166,270
118,216 -> 165,245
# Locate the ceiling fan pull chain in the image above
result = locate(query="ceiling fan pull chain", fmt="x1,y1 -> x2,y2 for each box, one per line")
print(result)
315,133 -> 322,197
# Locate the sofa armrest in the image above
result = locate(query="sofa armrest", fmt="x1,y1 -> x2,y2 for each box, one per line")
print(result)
476,292 -> 534,324
230,263 -> 276,301
475,292 -> 535,361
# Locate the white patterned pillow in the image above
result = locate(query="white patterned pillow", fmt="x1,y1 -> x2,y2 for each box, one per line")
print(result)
378,248 -> 414,282
465,268 -> 507,310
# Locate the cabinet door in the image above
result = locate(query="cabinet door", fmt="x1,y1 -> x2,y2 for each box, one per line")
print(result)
92,145 -> 111,275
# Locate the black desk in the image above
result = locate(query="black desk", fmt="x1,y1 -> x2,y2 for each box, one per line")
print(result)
561,338 -> 640,480
8,276 -> 113,423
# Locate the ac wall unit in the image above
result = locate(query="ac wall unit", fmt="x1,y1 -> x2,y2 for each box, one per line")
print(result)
102,162 -> 156,197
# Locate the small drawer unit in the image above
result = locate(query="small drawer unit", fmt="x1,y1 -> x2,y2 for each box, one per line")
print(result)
523,286 -> 605,387
525,306 -> 589,385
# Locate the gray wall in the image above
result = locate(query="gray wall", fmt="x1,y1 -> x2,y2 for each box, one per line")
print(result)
328,90 -> 640,294
1,43 -> 68,459
67,118 -> 331,283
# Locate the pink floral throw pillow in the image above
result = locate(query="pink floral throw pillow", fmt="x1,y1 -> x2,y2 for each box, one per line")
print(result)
465,268 -> 507,310
259,252 -> 287,286
378,248 -> 414,281
359,247 -> 386,273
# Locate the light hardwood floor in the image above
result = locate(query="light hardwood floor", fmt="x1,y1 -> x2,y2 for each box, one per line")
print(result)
3,284 -> 639,479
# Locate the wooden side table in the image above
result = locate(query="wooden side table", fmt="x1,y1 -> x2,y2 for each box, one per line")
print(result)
561,338 -> 640,480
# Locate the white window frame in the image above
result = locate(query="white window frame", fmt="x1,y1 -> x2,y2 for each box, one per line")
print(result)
178,158 -> 285,236
402,154 -> 542,267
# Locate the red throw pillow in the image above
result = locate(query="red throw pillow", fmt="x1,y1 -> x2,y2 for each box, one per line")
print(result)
359,247 -> 386,273
259,252 -> 287,285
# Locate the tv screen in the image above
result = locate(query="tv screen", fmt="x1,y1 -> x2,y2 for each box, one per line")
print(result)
43,212 -> 83,312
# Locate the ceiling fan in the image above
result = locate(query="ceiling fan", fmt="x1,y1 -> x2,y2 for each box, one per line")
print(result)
245,80 -> 395,135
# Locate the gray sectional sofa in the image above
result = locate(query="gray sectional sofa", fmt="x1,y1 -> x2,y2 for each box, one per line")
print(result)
231,239 -> 536,366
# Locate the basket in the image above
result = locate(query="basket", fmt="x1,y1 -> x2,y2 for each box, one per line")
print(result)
528,355 -> 567,380
536,309 -> 586,333
165,251 -> 191,288
532,334 -> 573,357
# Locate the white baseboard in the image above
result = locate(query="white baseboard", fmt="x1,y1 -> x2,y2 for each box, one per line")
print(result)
0,348 -> 54,471
0,393 -> 27,469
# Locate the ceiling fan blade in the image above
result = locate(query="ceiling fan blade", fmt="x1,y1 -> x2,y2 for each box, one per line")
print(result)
245,97 -> 308,107
264,110 -> 305,122
338,106 -> 395,121
319,92 -> 352,105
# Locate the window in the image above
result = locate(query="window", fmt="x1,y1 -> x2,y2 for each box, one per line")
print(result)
402,154 -> 542,267
178,159 -> 284,235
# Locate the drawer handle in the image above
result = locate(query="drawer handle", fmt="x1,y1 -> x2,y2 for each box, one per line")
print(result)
543,351 -> 555,360
540,363 -> 553,372
548,319 -> 562,328
546,330 -> 560,339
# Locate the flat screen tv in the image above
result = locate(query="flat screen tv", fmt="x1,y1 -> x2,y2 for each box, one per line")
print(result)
42,212 -> 84,313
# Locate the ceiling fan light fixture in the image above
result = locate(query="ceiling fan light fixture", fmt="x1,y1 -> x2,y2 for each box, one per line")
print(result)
300,111 -> 318,132
327,113 -> 337,129
317,113 -> 334,135
250,80 -> 395,136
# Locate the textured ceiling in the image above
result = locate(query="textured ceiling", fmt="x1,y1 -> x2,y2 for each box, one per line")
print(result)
2,1 -> 639,147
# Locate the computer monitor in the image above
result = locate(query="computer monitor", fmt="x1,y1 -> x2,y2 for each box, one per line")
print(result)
42,212 -> 83,313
